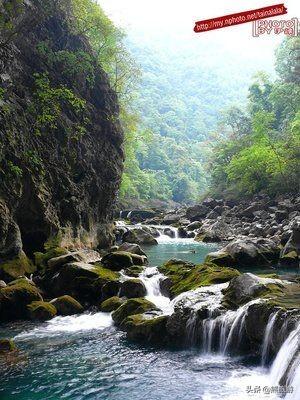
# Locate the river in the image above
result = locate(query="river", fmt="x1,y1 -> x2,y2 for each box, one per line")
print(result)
0,225 -> 299,400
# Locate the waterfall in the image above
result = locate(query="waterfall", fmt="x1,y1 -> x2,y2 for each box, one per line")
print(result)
139,266 -> 172,314
269,322 -> 300,398
261,311 -> 278,366
199,299 -> 262,355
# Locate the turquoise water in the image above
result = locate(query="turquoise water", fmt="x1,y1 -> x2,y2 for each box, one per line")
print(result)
0,318 -> 274,400
143,240 -> 219,267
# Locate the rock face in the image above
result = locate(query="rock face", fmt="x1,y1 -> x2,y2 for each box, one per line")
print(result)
0,1 -> 123,271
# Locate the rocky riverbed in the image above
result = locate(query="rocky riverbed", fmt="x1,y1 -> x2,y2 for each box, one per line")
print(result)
1,195 -> 300,399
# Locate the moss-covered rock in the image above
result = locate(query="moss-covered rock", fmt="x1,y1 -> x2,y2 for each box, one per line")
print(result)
160,259 -> 240,298
205,251 -> 235,268
50,295 -> 83,315
222,273 -> 284,309
44,261 -> 120,303
0,280 -> 42,321
120,279 -> 147,298
100,296 -> 125,312
0,253 -> 35,282
112,298 -> 158,327
124,265 -> 144,277
27,301 -> 57,321
101,251 -> 146,271
123,314 -> 169,344
34,247 -> 68,269
0,338 -> 17,352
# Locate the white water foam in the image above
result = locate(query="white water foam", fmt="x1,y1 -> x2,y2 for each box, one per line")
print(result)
139,266 -> 173,314
15,312 -> 113,339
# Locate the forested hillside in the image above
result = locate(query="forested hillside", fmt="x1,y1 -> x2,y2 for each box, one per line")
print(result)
210,37 -> 300,197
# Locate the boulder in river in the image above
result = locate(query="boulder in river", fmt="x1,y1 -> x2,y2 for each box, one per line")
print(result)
222,273 -> 284,309
123,315 -> 169,345
27,301 -> 57,321
207,238 -> 280,268
100,296 -> 125,312
50,295 -> 84,316
117,242 -> 146,256
47,250 -> 101,270
122,228 -> 158,245
120,279 -> 147,298
160,259 -> 240,298
112,298 -> 158,327
0,279 -> 43,321
102,251 -> 147,271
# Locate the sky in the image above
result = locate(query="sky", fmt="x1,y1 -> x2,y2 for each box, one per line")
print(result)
100,0 -> 299,70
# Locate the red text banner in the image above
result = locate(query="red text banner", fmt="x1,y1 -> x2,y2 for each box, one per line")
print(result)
194,4 -> 287,33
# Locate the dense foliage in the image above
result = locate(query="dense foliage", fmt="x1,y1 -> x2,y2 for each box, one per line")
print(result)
210,37 -> 300,197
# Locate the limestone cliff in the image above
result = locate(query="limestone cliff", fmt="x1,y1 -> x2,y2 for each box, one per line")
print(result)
0,0 -> 124,276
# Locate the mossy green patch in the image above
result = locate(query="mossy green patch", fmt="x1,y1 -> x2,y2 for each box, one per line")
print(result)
0,254 -> 35,281
0,280 -> 43,321
124,265 -> 145,277
100,296 -> 124,312
160,259 -> 240,298
27,301 -> 57,320
50,295 -> 83,316
34,247 -> 68,268
266,283 -> 300,311
112,298 -> 158,327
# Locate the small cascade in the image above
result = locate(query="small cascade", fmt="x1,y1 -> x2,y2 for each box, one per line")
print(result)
269,322 -> 300,395
184,297 -> 263,355
261,311 -> 279,366
139,266 -> 172,314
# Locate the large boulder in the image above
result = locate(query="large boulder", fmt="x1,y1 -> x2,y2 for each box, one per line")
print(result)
195,219 -> 233,242
27,301 -> 57,321
112,298 -> 158,327
42,261 -> 120,303
122,315 -> 168,345
120,279 -> 147,298
102,251 -> 147,271
122,228 -> 158,245
100,296 -> 125,312
213,238 -> 280,268
222,273 -> 284,309
160,259 -> 240,298
162,214 -> 181,225
0,280 -> 42,321
101,251 -> 133,270
50,295 -> 84,315
186,204 -> 210,221
117,242 -> 146,256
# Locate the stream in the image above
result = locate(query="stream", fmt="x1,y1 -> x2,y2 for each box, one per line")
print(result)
0,224 -> 299,400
